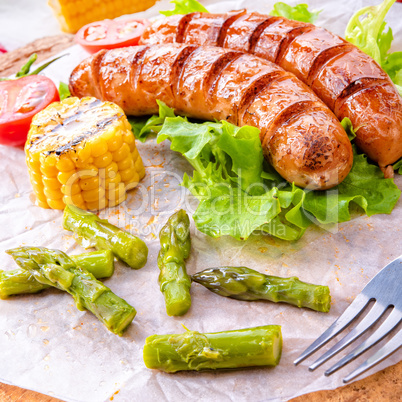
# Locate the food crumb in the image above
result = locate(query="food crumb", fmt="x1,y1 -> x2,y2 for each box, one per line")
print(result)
110,390 -> 120,400
41,326 -> 49,332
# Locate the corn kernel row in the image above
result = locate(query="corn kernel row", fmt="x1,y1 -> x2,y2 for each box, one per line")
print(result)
48,0 -> 157,33
25,97 -> 145,211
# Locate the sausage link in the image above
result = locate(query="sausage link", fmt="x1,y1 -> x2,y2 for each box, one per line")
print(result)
140,11 -> 402,170
70,44 -> 352,190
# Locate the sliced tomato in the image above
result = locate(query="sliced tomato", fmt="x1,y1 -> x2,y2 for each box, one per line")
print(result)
0,75 -> 59,147
75,19 -> 149,54
0,44 -> 6,54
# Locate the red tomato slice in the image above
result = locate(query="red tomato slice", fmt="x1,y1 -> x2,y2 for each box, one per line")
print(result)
0,44 -> 6,54
0,75 -> 59,147
75,19 -> 149,54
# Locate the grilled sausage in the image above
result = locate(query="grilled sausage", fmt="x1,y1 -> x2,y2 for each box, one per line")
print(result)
140,11 -> 402,174
69,44 -> 352,190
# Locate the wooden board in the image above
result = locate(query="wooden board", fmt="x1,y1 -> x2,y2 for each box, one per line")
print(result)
0,34 -> 400,402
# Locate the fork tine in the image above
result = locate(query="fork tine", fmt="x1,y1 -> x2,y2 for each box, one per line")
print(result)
343,329 -> 402,383
325,308 -> 402,376
308,301 -> 387,371
294,293 -> 370,365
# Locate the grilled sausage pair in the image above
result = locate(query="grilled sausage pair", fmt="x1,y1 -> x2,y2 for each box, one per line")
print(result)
70,10 -> 402,189
70,43 -> 352,189
140,11 -> 402,173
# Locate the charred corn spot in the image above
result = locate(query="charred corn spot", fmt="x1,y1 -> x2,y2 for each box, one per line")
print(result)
48,0 -> 156,34
25,97 -> 145,211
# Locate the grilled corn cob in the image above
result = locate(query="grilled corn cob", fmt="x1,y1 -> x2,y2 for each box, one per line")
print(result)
25,97 -> 145,211
48,0 -> 157,33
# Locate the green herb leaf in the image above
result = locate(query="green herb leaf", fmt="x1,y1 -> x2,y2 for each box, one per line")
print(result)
160,0 -> 208,16
345,0 -> 402,95
393,158 -> 402,174
340,117 -> 357,141
270,2 -> 321,23
128,100 -> 176,142
58,82 -> 71,101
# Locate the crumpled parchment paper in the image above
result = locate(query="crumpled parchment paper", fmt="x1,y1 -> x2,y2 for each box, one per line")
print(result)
0,1 -> 401,401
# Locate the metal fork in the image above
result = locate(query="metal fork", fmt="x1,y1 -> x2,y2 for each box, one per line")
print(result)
294,256 -> 402,383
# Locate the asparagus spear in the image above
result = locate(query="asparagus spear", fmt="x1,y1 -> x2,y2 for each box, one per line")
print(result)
143,325 -> 282,372
192,266 -> 331,313
6,247 -> 136,335
0,250 -> 114,299
158,209 -> 192,316
63,204 -> 148,269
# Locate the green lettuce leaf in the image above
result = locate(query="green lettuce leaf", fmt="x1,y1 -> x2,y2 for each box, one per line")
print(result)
393,159 -> 402,175
128,100 -> 176,142
58,82 -> 71,101
270,2 -> 321,23
153,103 -> 400,241
160,0 -> 208,16
345,0 -> 402,96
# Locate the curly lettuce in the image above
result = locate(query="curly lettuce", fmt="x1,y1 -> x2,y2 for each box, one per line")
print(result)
270,2 -> 321,23
132,102 -> 400,242
160,0 -> 208,16
345,0 -> 402,95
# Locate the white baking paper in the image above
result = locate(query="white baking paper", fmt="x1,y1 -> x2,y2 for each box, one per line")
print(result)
0,1 -> 401,401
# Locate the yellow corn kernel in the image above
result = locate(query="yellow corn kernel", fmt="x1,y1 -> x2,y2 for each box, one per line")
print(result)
48,0 -> 157,34
82,186 -> 106,203
47,198 -> 66,210
44,187 -> 63,200
120,166 -> 136,183
25,97 -> 145,211
105,172 -> 122,187
40,164 -> 59,177
107,134 -> 123,152
131,147 -> 139,160
135,158 -> 145,177
124,132 -> 136,152
79,175 -> 100,191
104,161 -> 119,178
57,170 -> 77,185
56,155 -> 75,172
86,198 -> 108,211
63,193 -> 86,208
90,141 -> 108,158
112,143 -> 130,162
62,182 -> 81,196
94,151 -> 113,168
36,199 -> 50,209
42,176 -> 62,190
117,156 -> 133,171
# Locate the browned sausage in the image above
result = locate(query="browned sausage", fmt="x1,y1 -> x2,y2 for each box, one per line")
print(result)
69,44 -> 352,190
140,11 -> 402,173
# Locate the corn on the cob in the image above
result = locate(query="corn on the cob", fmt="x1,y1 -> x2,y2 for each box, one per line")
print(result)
25,97 -> 145,211
48,0 -> 157,34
